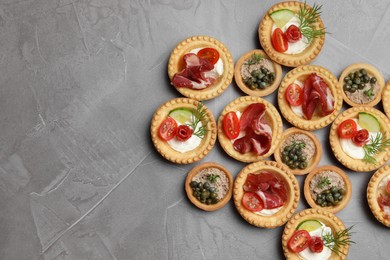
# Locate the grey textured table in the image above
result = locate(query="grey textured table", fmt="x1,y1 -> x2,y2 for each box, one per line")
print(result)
1,0 -> 390,259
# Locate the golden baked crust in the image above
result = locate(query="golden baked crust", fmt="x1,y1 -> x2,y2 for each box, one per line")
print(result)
258,1 -> 325,67
150,98 -> 217,164
234,49 -> 282,97
278,65 -> 343,130
233,161 -> 299,228
185,162 -> 233,211
329,107 -> 390,172
274,127 -> 322,175
304,165 -> 352,213
217,96 -> 283,163
167,35 -> 234,100
382,80 -> 390,119
339,63 -> 385,107
367,164 -> 390,227
282,208 -> 350,259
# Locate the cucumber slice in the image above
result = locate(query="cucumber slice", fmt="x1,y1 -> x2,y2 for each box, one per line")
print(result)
297,219 -> 322,232
358,112 -> 381,132
168,108 -> 193,124
270,9 -> 295,28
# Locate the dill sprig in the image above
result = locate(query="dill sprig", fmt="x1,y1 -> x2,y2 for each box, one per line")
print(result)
244,53 -> 263,65
317,176 -> 331,189
208,174 -> 220,183
322,225 -> 355,255
298,2 -> 326,42
186,102 -> 209,138
363,132 -> 390,164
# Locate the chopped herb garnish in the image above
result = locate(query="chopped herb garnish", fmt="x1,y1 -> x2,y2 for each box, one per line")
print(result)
363,132 -> 390,164
298,2 -> 326,42
186,101 -> 209,138
317,176 -> 331,189
208,174 -> 220,183
363,87 -> 374,99
245,53 -> 264,65
322,225 -> 355,255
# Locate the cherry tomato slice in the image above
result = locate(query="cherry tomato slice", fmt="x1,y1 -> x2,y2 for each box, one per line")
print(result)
242,192 -> 264,212
158,117 -> 177,141
197,48 -> 220,65
176,125 -> 193,142
309,236 -> 324,253
352,129 -> 369,147
287,230 -> 311,253
337,119 -> 357,139
386,181 -> 390,194
285,83 -> 303,106
223,111 -> 240,139
285,25 -> 302,43
272,28 -> 288,53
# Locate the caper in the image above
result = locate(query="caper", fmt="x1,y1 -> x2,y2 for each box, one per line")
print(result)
294,161 -> 300,167
321,202 -> 328,207
334,192 -> 341,200
260,82 -> 268,89
203,182 -> 210,190
299,161 -> 307,169
363,75 -> 370,83
206,199 -> 212,205
209,187 -> 216,193
197,182 -> 203,189
324,189 -> 331,195
344,76 -> 350,82
201,191 -> 210,200
251,70 -> 261,78
348,73 -> 354,79
326,194 -> 334,203
354,78 -> 361,84
210,192 -> 218,199
299,155 -> 307,162
282,155 -> 289,163
360,68 -> 367,75
338,195 -> 344,201
316,198 -> 323,205
350,86 -> 357,93
190,181 -> 198,188
339,188 -> 346,195
347,80 -> 353,86
358,83 -> 365,90
292,155 -> 298,161
330,186 -> 338,194
193,191 -> 200,197
289,152 -> 295,158
370,77 -> 377,84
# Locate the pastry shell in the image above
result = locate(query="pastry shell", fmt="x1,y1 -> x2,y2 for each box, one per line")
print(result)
258,1 -> 325,67
233,161 -> 300,228
274,127 -> 322,175
382,80 -> 390,119
150,98 -> 217,164
282,208 -> 350,259
234,49 -> 282,97
339,63 -> 385,107
329,106 -> 390,172
185,162 -> 233,211
167,35 -> 234,100
217,96 -> 283,163
304,165 -> 352,213
278,65 -> 343,130
367,164 -> 390,227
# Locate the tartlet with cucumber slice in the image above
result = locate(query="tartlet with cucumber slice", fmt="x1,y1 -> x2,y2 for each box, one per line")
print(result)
339,63 -> 385,107
150,98 -> 217,164
329,106 -> 390,172
259,1 -> 326,67
282,208 -> 354,260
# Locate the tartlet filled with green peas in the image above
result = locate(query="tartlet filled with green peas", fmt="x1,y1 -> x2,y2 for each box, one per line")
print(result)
185,162 -> 233,211
339,63 -> 384,107
304,165 -> 352,213
274,127 -> 322,175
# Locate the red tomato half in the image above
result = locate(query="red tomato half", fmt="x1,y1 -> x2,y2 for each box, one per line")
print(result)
337,119 -> 357,139
352,129 -> 369,147
285,83 -> 303,106
197,48 -> 220,65
287,230 -> 311,253
285,25 -> 302,43
387,181 -> 390,194
242,192 -> 264,212
271,28 -> 288,53
158,117 -> 178,141
176,125 -> 193,142
309,236 -> 324,253
223,112 -> 240,139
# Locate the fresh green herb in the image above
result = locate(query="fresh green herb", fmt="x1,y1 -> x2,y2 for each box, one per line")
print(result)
363,132 -> 390,164
245,53 -> 264,65
186,102 -> 209,138
322,225 -> 355,256
363,87 -> 374,99
317,176 -> 331,189
208,174 -> 220,183
298,2 -> 326,42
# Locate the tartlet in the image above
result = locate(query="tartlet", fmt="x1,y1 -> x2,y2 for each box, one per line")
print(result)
304,165 -> 352,213
274,127 -> 322,175
329,106 -> 390,172
258,1 -> 325,67
367,164 -> 390,227
150,98 -> 217,164
282,208 -> 351,259
167,35 -> 234,100
339,63 -> 385,107
233,160 -> 300,228
382,80 -> 390,119
185,162 -> 233,211
218,96 -> 283,163
278,65 -> 343,130
234,49 -> 282,97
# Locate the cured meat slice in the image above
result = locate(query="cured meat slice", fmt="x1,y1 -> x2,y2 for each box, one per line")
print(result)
171,53 -> 218,89
233,129 -> 271,155
240,103 -> 266,131
378,194 -> 390,219
256,190 -> 285,209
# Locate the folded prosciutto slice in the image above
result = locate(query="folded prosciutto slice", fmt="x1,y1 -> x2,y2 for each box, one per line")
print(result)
301,73 -> 335,120
171,53 -> 219,89
233,103 -> 273,155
